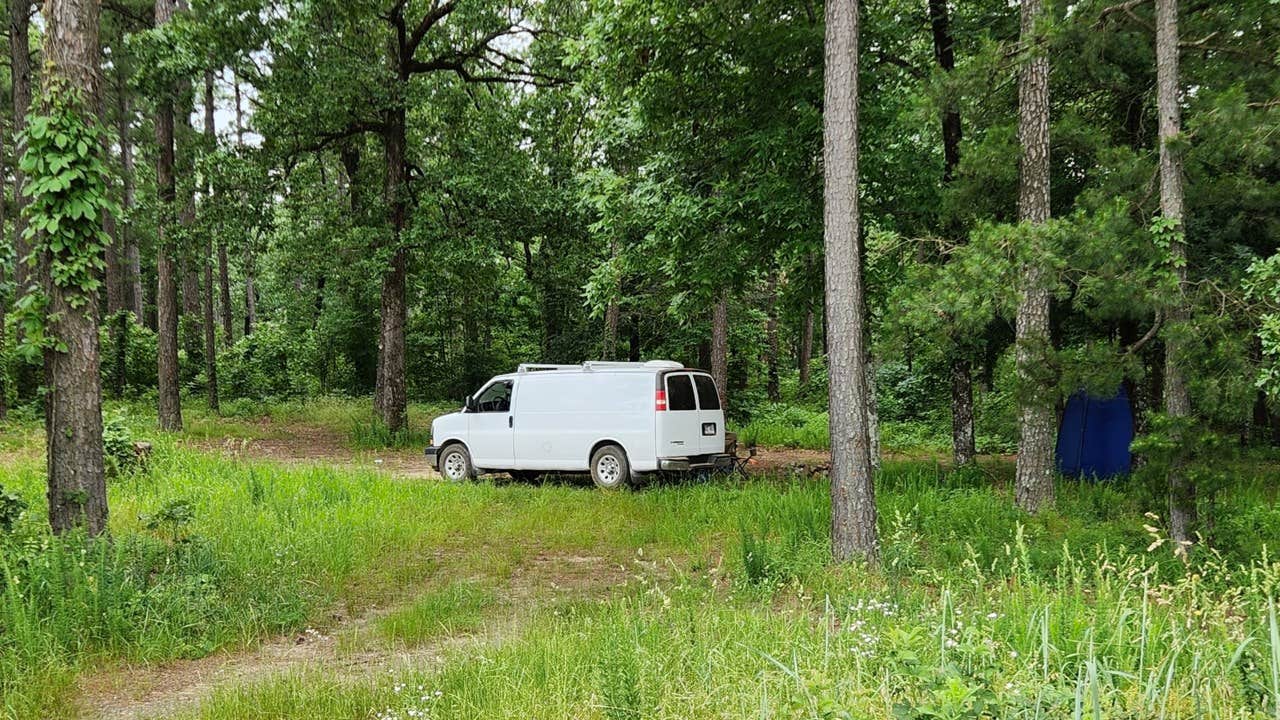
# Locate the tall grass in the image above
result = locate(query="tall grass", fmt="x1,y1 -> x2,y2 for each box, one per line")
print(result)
1,403 -> 1280,718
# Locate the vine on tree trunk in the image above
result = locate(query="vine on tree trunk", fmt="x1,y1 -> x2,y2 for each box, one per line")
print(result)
14,75 -> 117,359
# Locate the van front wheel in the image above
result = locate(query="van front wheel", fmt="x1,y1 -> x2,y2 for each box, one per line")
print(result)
439,445 -> 474,482
590,445 -> 631,490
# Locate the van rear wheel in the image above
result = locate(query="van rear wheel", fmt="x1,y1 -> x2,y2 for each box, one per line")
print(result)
590,445 -> 631,490
439,445 -> 474,482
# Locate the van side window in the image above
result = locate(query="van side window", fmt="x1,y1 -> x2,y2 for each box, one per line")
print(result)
693,375 -> 720,410
666,374 -> 696,411
475,380 -> 513,412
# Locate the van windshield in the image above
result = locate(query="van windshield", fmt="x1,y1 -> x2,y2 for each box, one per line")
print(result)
693,375 -> 720,410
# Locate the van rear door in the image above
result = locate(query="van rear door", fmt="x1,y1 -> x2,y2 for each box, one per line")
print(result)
656,372 -> 699,458
692,373 -> 725,455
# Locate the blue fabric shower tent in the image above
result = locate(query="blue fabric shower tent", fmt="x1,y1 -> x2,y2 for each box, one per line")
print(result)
1055,386 -> 1134,479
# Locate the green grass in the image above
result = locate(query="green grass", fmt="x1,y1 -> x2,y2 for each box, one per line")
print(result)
374,579 -> 496,646
2,401 -> 1280,719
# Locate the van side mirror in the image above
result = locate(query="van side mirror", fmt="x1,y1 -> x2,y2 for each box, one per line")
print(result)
464,395 -> 477,412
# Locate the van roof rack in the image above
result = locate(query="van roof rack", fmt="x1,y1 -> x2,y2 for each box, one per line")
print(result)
582,360 -> 683,371
516,360 -> 684,373
516,363 -> 579,373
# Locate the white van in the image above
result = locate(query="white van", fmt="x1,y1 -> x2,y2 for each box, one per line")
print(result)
425,361 -> 730,488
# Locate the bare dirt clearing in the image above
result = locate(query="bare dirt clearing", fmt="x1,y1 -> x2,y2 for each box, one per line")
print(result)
78,550 -> 636,720
184,422 -> 856,483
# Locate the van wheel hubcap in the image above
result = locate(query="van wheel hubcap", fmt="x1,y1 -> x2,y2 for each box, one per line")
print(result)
597,455 -> 621,485
443,453 -> 467,480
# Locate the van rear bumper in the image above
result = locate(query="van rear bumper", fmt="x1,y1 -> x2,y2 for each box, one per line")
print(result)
659,454 -> 733,472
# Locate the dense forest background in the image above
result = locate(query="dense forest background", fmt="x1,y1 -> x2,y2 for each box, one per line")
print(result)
1,0 -> 1278,461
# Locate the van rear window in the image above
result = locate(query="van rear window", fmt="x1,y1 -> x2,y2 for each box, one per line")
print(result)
666,375 -> 696,411
693,375 -> 721,410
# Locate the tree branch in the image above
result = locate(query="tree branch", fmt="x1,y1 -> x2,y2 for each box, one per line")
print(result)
103,0 -> 155,29
405,0 -> 459,57
1123,312 -> 1162,356
283,120 -> 386,157
1095,0 -> 1151,28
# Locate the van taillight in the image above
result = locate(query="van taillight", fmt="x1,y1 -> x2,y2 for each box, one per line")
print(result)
655,389 -> 668,411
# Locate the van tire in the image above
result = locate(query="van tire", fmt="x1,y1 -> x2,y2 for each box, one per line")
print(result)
590,445 -> 631,490
438,445 -> 474,482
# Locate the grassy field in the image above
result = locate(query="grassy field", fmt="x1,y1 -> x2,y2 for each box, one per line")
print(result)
2,400 -> 1280,719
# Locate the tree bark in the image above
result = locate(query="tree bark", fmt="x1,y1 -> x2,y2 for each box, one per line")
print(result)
373,95 -> 409,433
824,0 -> 878,562
603,240 -> 620,360
1014,0 -> 1055,513
799,306 -> 814,387
929,0 -> 977,466
628,313 -> 641,362
710,292 -> 729,411
202,70 -> 218,411
115,75 -> 143,323
10,1 -> 37,403
951,358 -> 976,465
766,274 -> 780,402
0,123 -> 7,421
244,255 -> 256,336
1156,0 -> 1194,550
40,0 -> 108,536
154,0 -> 182,431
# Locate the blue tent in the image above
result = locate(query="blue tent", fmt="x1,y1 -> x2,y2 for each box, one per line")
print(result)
1056,386 -> 1134,479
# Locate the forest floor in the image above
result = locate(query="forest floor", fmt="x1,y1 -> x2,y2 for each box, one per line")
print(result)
187,423 -> 839,481
7,400 -> 1272,720
78,547 -> 635,720
64,412 -> 900,719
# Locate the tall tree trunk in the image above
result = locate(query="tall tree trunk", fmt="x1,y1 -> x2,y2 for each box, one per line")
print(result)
1156,0 -> 1194,550
628,313 -> 641,362
799,306 -> 814,387
154,0 -> 183,431
39,0 -> 108,535
115,76 -> 142,323
1013,0 -> 1054,513
218,242 -> 231,344
865,350 -> 881,469
0,122 -> 7,421
244,253 -> 256,336
233,71 -> 245,147
766,274 -> 780,402
99,81 -> 125,400
951,358 -> 976,464
929,0 -> 977,466
374,102 -> 409,433
103,219 -> 125,315
202,70 -> 218,411
10,1 -> 37,403
824,0 -> 878,562
603,240 -> 620,360
710,292 -> 729,411
220,71 -> 244,346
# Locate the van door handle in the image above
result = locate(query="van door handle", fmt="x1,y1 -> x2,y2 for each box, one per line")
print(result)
508,416 -> 513,428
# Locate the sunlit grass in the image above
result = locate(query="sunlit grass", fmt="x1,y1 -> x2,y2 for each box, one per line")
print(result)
1,400 -> 1279,719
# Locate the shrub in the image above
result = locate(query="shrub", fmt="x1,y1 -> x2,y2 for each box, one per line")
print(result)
101,412 -> 140,478
219,322 -> 321,401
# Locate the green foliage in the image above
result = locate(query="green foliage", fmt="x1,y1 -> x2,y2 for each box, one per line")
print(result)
101,412 -> 141,478
1247,252 -> 1280,402
99,313 -> 159,397
15,79 -> 117,352
219,322 -> 320,401
0,486 -> 26,532
142,499 -> 197,544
